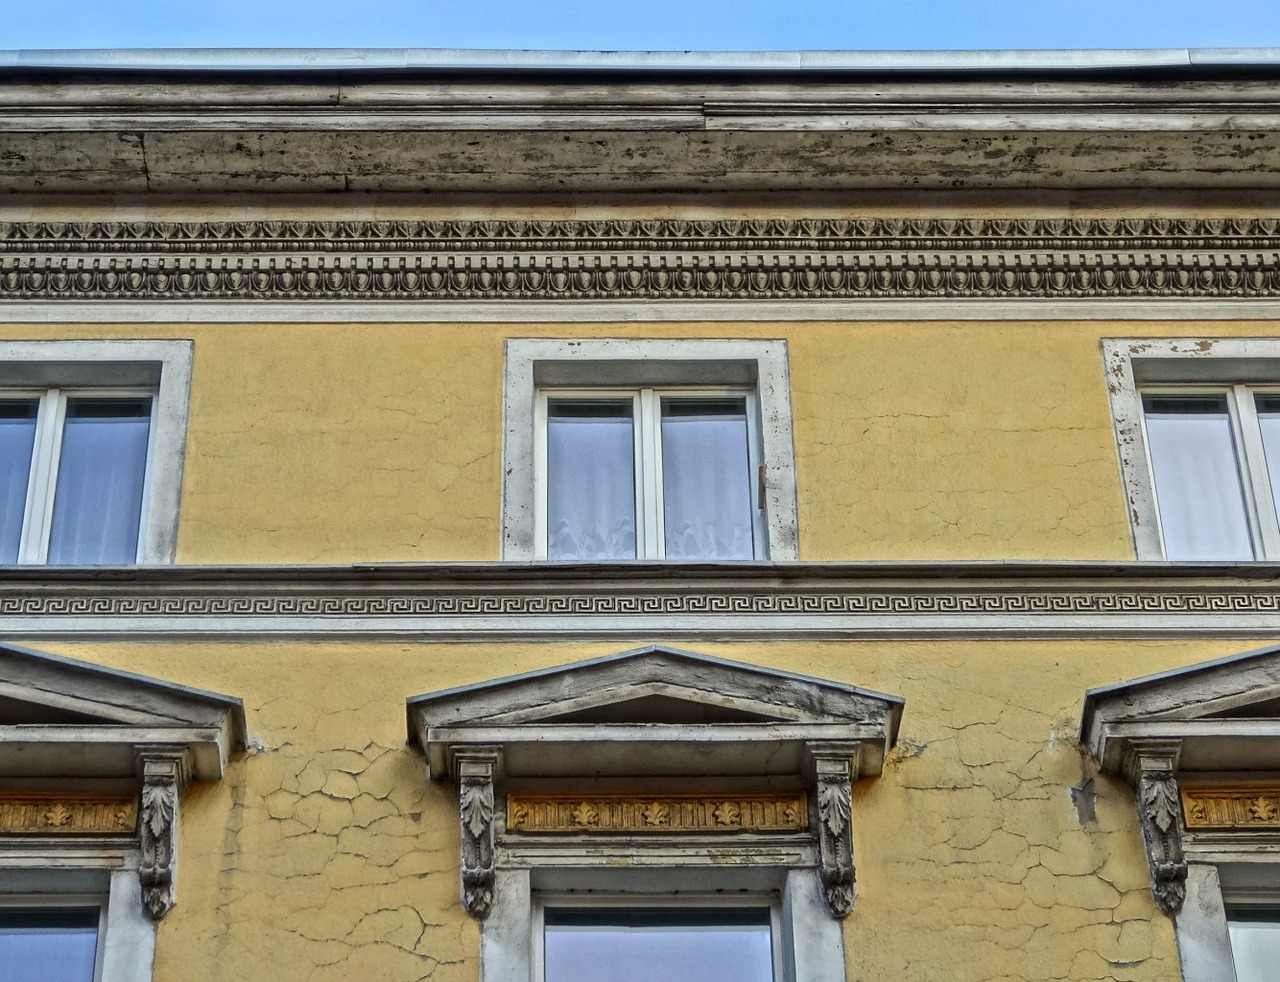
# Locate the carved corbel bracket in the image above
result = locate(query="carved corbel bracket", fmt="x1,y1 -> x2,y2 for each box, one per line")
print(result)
1122,739 -> 1187,916
809,741 -> 859,918
455,746 -> 500,920
137,747 -> 192,921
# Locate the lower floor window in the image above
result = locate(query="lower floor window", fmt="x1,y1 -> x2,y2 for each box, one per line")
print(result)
1228,908 -> 1280,982
542,905 -> 775,982
0,905 -> 102,982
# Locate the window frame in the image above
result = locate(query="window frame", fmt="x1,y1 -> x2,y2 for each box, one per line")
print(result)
0,862 -> 156,982
0,340 -> 193,565
0,892 -> 109,982
533,893 -> 784,982
3,385 -> 159,564
1104,338 -> 1280,561
1137,383 -> 1280,560
534,384 -> 766,561
502,338 -> 798,562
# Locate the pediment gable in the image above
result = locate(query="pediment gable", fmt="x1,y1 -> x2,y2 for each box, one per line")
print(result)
0,642 -> 246,779
1082,643 -> 1280,773
408,645 -> 904,779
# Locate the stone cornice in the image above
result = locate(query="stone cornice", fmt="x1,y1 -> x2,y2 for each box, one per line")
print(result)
4,561 -> 1280,641
3,217 -> 1280,301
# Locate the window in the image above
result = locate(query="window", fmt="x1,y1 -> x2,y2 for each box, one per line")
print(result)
503,339 -> 798,561
0,341 -> 192,565
408,645 -> 905,982
2,391 -> 154,564
538,389 -> 762,560
1228,908 -> 1280,982
1104,338 -> 1280,561
1140,387 -> 1280,560
0,902 -> 105,982
540,903 -> 776,982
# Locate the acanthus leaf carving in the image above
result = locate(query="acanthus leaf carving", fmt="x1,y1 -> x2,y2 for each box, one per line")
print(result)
1124,741 -> 1187,917
455,748 -> 499,920
137,749 -> 190,921
810,743 -> 859,919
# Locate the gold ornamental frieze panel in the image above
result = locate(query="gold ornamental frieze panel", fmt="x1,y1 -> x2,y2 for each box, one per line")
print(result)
506,791 -> 807,834
0,793 -> 138,835
1182,785 -> 1280,830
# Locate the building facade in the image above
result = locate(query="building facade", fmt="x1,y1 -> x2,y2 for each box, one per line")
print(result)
3,47 -> 1280,982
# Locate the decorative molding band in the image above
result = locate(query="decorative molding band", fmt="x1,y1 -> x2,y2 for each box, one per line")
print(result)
506,791 -> 808,834
0,793 -> 137,835
6,565 -> 1280,640
3,217 -> 1280,301
1182,785 -> 1280,830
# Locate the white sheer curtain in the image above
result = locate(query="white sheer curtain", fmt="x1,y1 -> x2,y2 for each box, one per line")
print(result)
47,398 -> 151,564
546,400 -> 637,560
660,398 -> 754,559
0,400 -> 38,562
0,908 -> 99,982
1144,394 -> 1253,560
544,908 -> 773,982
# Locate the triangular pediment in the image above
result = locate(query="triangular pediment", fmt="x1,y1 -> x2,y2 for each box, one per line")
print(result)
408,644 -> 901,729
0,642 -> 246,779
408,645 -> 904,780
1082,643 -> 1280,773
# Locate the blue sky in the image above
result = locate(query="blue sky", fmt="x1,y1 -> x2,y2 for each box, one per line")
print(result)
6,0 -> 1280,51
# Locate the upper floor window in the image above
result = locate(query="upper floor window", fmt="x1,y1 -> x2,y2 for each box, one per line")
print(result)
0,904 -> 104,982
538,388 -> 762,561
2,390 -> 154,564
1104,338 -> 1280,561
1141,386 -> 1280,560
0,340 -> 192,565
503,339 -> 798,562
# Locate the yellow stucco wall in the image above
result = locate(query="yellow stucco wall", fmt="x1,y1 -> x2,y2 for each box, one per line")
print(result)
29,636 -> 1268,982
1,318 -> 1276,563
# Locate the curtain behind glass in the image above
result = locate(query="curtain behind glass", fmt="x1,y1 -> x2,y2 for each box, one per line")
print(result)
546,400 -> 636,560
544,908 -> 773,982
47,397 -> 151,564
0,400 -> 39,562
1143,394 -> 1253,560
0,908 -> 99,982
1257,395 -> 1280,528
661,398 -> 754,559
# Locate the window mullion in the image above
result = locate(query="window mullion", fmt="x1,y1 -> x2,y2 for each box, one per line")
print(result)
1233,385 -> 1280,558
19,389 -> 66,564
532,392 -> 550,561
638,390 -> 663,559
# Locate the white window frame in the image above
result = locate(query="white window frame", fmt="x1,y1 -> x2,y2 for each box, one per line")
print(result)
0,340 -> 192,565
4,386 -> 158,564
503,338 -> 798,561
533,893 -> 784,982
1104,338 -> 1280,560
0,857 -> 156,982
535,385 -> 766,560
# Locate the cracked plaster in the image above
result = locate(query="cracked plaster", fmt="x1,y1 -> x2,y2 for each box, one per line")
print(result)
26,638 -> 1268,982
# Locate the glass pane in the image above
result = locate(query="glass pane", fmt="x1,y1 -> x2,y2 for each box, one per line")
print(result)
1143,394 -> 1253,560
661,398 -> 755,559
546,399 -> 636,560
47,397 -> 151,564
1256,394 -> 1280,529
0,907 -> 99,982
1229,911 -> 1280,982
545,908 -> 773,982
0,400 -> 39,562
